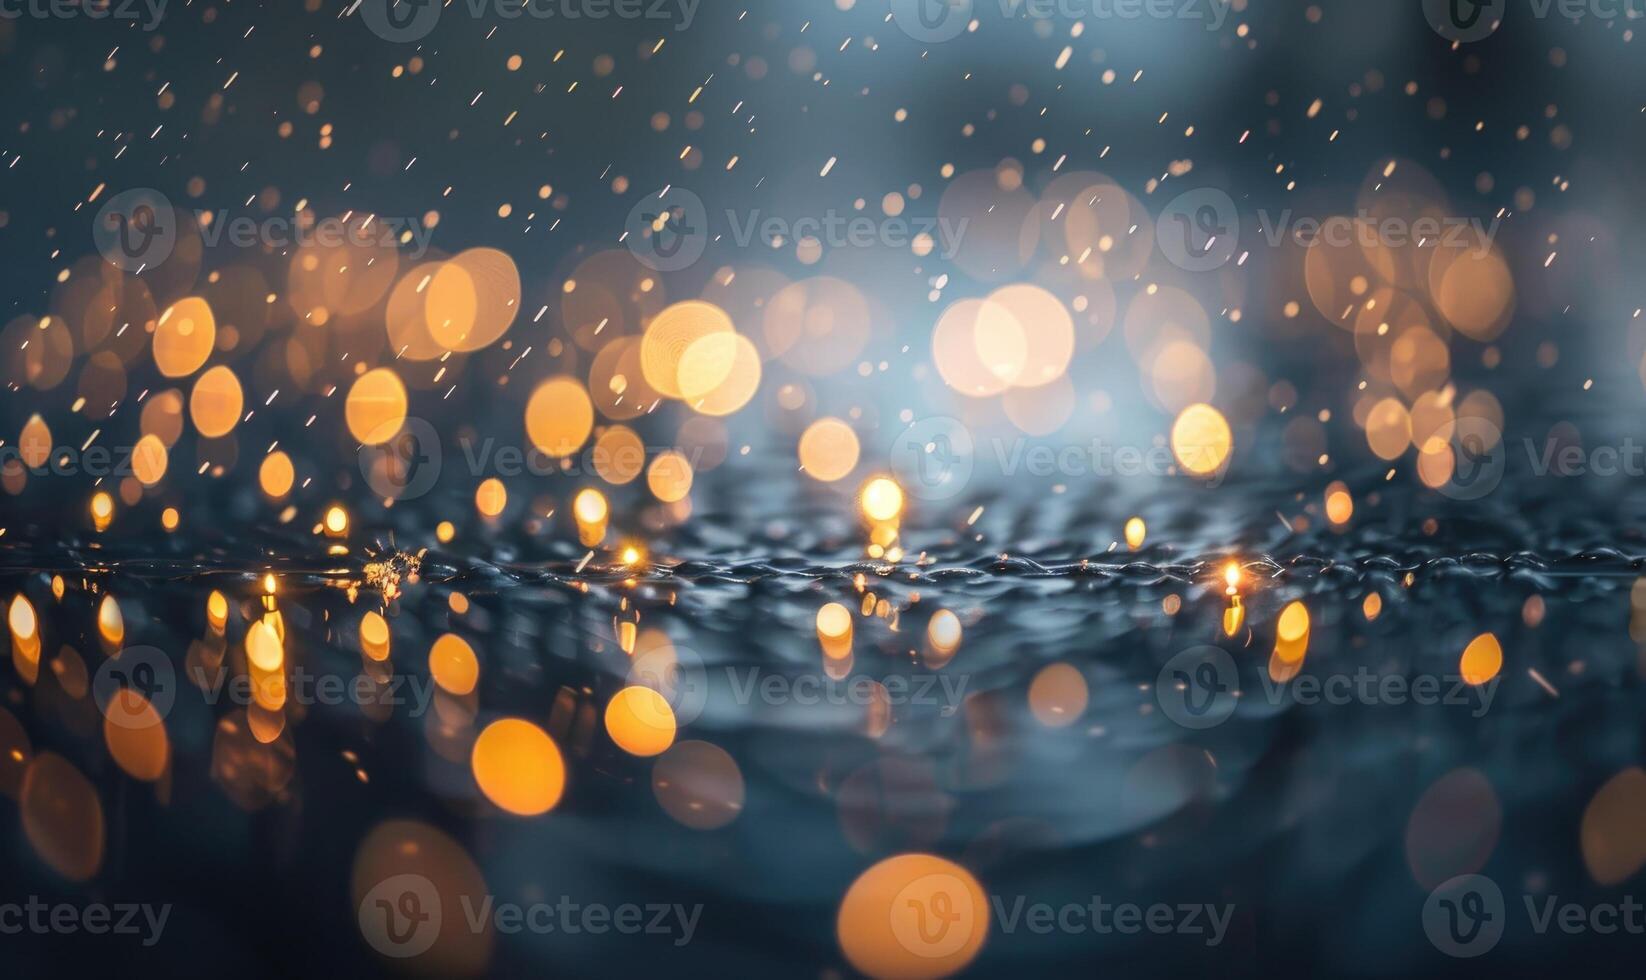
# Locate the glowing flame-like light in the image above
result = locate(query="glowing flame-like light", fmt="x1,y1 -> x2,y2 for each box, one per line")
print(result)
246,617 -> 286,710
1220,562 -> 1245,636
1274,600 -> 1311,664
97,594 -> 124,647
574,487 -> 609,547
1460,632 -> 1503,686
817,602 -> 854,660
360,610 -> 391,662
8,594 -> 37,644
9,593 -> 40,683
1325,481 -> 1354,526
927,609 -> 962,658
206,590 -> 228,633
1125,517 -> 1146,551
860,477 -> 904,524
90,491 -> 115,531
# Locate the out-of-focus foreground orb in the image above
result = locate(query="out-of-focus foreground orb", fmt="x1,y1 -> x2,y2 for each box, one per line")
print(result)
470,718 -> 565,816
837,853 -> 989,980
651,740 -> 745,830
345,367 -> 408,445
1170,403 -> 1232,477
604,685 -> 678,757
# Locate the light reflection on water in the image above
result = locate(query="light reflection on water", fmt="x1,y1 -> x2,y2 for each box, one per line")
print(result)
2,472 -> 1646,975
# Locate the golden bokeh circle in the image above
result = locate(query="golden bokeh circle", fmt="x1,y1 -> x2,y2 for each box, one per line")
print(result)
345,367 -> 409,446
524,376 -> 595,458
189,365 -> 244,438
837,853 -> 989,980
153,296 -> 217,378
471,718 -> 565,816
